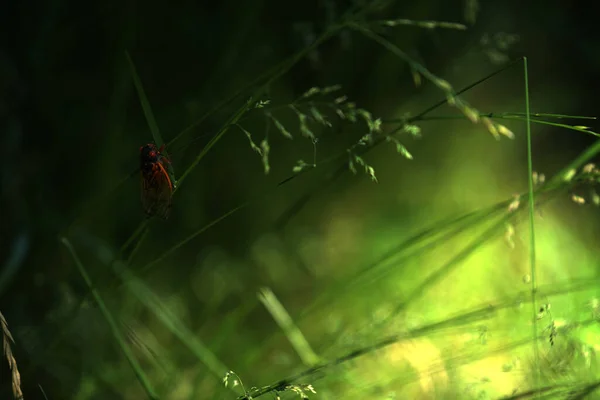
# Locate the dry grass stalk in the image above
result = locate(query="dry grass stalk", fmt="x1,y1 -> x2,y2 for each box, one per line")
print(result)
1,311 -> 23,400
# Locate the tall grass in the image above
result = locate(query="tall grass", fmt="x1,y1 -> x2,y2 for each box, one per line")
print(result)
11,2 -> 600,399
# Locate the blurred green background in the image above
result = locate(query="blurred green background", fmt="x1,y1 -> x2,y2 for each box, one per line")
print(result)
2,0 -> 600,399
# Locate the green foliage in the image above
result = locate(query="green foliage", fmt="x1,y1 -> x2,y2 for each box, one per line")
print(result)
17,2 -> 600,400
61,237 -> 159,400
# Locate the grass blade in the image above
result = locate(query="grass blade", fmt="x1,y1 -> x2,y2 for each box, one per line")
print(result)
494,115 -> 600,138
115,266 -> 239,396
125,51 -> 163,148
258,287 -> 320,366
496,112 -> 596,120
72,233 -> 239,397
240,300 -> 578,400
523,56 -> 541,394
60,237 -> 159,400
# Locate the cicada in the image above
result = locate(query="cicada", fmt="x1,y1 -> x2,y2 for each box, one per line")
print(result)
139,143 -> 173,219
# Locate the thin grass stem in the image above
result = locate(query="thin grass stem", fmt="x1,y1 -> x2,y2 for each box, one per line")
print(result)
523,56 -> 540,395
60,237 -> 159,400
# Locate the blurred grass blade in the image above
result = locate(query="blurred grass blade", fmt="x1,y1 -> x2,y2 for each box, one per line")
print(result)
304,180 -> 568,317
125,51 -> 163,148
72,231 -> 239,397
258,287 -> 319,366
43,221 -> 150,359
136,203 -> 245,277
547,139 -> 600,186
329,192 -> 561,348
0,232 -> 29,296
39,384 -> 49,400
382,214 -> 513,324
121,219 -> 150,255
380,186 -> 563,329
116,265 -> 236,394
568,381 -> 600,399
60,237 -> 159,400
240,303 -> 515,400
301,202 -> 507,315
374,18 -> 467,30
500,380 -> 600,399
126,226 -> 149,264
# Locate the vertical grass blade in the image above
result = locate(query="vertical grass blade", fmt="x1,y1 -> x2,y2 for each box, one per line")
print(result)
60,237 -> 159,400
125,51 -> 163,148
126,52 -> 176,184
523,57 -> 540,392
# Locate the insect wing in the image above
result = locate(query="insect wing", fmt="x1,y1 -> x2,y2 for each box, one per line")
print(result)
141,159 -> 173,219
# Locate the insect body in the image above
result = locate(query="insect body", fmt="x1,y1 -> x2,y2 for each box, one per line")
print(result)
140,143 -> 173,219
